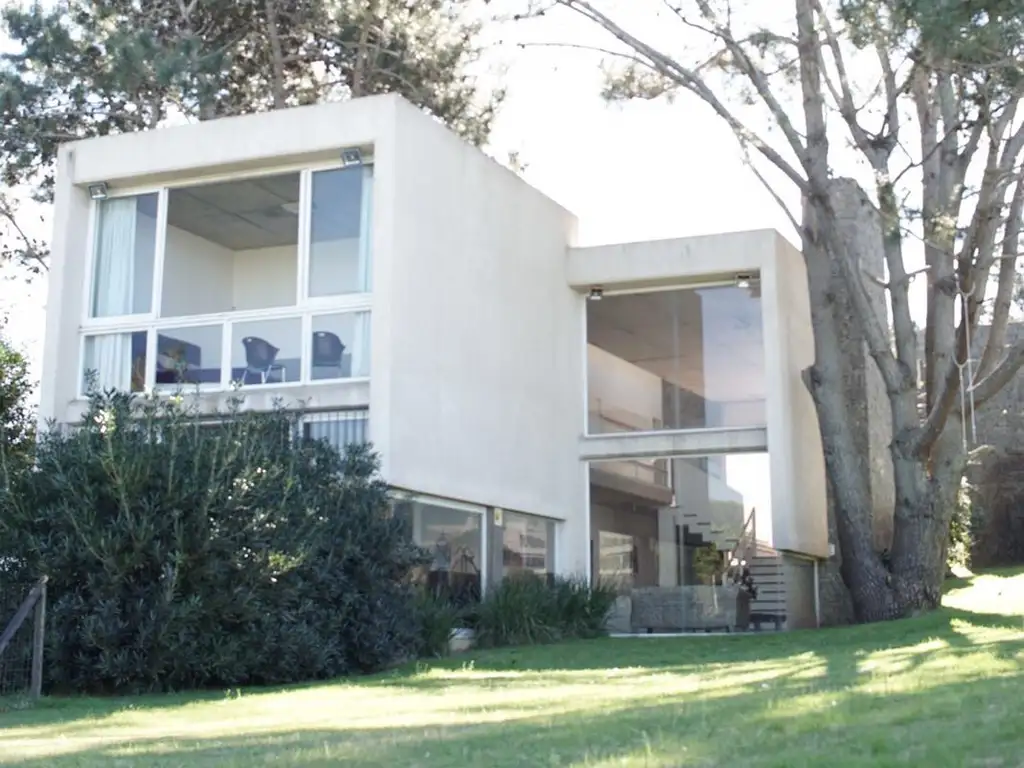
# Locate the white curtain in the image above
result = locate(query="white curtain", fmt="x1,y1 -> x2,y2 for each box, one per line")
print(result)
357,166 -> 374,292
87,334 -> 133,392
351,312 -> 371,377
88,198 -> 138,391
93,198 -> 138,317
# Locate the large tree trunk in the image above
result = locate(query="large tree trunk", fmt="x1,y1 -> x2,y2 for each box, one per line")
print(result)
807,180 -> 966,622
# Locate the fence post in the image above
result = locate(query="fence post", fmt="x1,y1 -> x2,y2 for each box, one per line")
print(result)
30,579 -> 47,698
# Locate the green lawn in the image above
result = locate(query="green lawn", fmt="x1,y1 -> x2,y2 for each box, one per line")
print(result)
1,570 -> 1023,767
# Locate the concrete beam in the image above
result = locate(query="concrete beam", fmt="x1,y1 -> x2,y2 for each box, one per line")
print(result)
580,427 -> 768,461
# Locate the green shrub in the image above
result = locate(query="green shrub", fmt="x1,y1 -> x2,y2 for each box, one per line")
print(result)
0,392 -> 427,694
412,590 -> 463,658
472,573 -> 618,649
948,476 -> 974,570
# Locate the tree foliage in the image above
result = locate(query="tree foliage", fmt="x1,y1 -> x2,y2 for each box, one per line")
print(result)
0,393 -> 427,694
0,331 -> 33,469
0,0 -> 502,269
527,0 -> 1024,621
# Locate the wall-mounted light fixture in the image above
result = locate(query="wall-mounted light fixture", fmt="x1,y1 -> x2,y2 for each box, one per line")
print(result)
588,286 -> 604,301
735,272 -> 754,289
88,182 -> 109,201
341,147 -> 363,166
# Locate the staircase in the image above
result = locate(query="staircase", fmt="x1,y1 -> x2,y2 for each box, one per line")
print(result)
724,514 -> 787,631
746,550 -> 787,630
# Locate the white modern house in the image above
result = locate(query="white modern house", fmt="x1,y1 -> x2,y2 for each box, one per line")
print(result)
38,93 -> 828,631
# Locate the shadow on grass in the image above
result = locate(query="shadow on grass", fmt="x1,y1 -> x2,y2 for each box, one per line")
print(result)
5,671 -> 1023,768
4,579 -> 1023,767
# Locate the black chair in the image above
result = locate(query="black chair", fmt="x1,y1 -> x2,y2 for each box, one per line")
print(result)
312,331 -> 346,377
242,336 -> 284,383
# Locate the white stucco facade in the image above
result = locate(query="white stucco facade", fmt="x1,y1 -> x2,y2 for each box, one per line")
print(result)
40,94 -> 828,621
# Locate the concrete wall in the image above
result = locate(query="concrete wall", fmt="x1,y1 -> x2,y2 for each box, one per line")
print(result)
782,555 -> 819,629
771,235 -> 829,558
232,246 -> 296,310
375,99 -> 587,573
161,225 -> 235,317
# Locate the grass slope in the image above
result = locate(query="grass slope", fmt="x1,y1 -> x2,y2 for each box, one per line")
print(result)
1,569 -> 1022,767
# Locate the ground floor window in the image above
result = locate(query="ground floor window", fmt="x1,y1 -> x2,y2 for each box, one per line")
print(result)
392,494 -> 484,605
490,509 -> 557,585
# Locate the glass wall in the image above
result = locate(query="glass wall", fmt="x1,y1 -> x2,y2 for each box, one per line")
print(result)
154,325 -> 223,389
91,194 -> 158,318
311,312 -> 371,380
589,452 -> 771,631
80,160 -> 374,397
231,317 -> 302,385
308,166 -> 372,297
586,282 -> 766,433
489,510 -> 556,585
162,173 -> 301,317
394,497 -> 483,605
82,331 -> 148,393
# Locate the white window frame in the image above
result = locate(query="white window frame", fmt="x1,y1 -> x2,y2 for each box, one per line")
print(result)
78,156 -> 375,399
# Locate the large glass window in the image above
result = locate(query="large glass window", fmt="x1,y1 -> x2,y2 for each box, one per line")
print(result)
586,282 -> 766,433
154,325 -> 223,390
91,194 -> 158,317
394,497 -> 483,605
311,312 -> 371,380
495,510 -> 556,582
590,452 -> 772,589
308,166 -> 372,298
82,331 -> 148,393
162,173 -> 300,317
589,452 -> 772,632
231,317 -> 302,385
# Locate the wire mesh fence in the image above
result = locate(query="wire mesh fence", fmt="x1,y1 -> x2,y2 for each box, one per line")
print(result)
0,576 -> 45,699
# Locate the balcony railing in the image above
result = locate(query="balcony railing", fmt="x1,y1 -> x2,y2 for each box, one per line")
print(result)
79,305 -> 371,397
50,407 -> 370,453
302,408 -> 370,451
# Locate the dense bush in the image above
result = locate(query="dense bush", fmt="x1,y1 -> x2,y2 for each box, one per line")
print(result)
0,392 -> 427,694
471,573 -> 618,649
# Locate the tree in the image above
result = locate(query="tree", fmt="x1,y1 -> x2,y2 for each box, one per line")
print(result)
521,0 -> 1024,621
0,330 -> 33,470
0,0 -> 503,269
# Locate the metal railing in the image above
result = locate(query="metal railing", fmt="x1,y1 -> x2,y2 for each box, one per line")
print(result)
301,408 -> 370,450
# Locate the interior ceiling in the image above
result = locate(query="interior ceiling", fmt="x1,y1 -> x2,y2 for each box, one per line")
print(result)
167,174 -> 301,251
587,287 -> 765,399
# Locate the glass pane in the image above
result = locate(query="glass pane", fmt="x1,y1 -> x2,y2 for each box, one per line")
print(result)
308,167 -> 372,297
155,325 -> 222,389
311,312 -> 371,380
396,499 -> 482,605
162,173 -> 299,317
231,317 -> 301,385
82,331 -> 148,393
91,194 -> 158,317
586,282 -> 765,432
590,452 -> 772,631
500,511 -> 555,581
